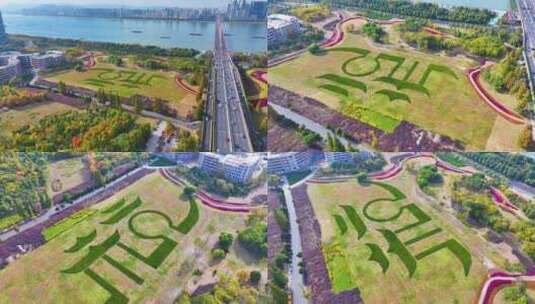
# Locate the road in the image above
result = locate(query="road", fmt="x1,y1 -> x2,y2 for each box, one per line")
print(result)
282,179 -> 308,304
203,15 -> 254,153
517,0 -> 535,138
146,121 -> 166,152
270,102 -> 371,151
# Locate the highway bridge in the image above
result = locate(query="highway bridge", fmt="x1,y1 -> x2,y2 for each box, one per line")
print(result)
518,0 -> 535,139
202,15 -> 254,153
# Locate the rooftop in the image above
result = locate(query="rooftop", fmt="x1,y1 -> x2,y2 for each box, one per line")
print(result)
268,14 -> 299,29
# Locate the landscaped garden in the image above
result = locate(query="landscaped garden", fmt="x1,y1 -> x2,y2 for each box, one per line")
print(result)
305,165 -> 513,303
269,20 -> 522,150
44,59 -> 195,116
0,171 -> 267,303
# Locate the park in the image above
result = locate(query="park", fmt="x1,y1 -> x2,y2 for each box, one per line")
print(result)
300,155 -> 529,303
44,57 -> 197,117
269,17 -> 525,150
0,170 -> 267,303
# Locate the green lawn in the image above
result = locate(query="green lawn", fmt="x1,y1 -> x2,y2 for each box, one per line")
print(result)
47,157 -> 91,198
306,169 -> 511,303
285,170 -> 312,185
0,213 -> 23,231
269,21 -> 502,149
45,62 -> 189,108
0,172 -> 262,304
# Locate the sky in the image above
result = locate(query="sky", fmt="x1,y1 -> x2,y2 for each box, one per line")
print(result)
0,0 -> 262,9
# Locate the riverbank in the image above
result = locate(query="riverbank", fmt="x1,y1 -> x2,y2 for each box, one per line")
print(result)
3,13 -> 266,53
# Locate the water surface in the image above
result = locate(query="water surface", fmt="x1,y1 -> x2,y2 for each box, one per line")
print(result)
3,13 -> 266,53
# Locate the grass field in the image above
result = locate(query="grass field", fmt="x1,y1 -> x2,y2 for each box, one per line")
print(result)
269,20 -> 507,149
0,213 -> 23,231
306,167 -> 511,303
45,60 -> 194,116
0,101 -> 82,137
0,172 -> 265,304
47,157 -> 91,198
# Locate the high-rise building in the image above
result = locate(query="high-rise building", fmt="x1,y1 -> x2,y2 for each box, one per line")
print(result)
0,11 -> 7,44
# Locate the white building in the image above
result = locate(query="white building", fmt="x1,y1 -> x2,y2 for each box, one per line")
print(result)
198,153 -> 261,183
0,53 -> 21,84
267,152 -> 314,174
30,51 -> 64,70
159,152 -> 198,164
268,14 -> 302,45
0,51 -> 64,84
198,153 -> 222,173
324,152 -> 354,164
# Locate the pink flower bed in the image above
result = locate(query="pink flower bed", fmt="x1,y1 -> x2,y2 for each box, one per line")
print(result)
478,269 -> 535,304
490,187 -> 519,212
467,65 -> 525,125
175,75 -> 200,95
251,70 -> 267,84
423,27 -> 444,36
159,169 -> 250,213
196,192 -> 250,213
369,164 -> 402,180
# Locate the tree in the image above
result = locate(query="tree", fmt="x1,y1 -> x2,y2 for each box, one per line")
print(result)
362,23 -> 385,42
183,186 -> 195,199
211,248 -> 225,260
238,221 -> 267,257
153,98 -> 164,113
356,172 -> 369,185
236,270 -> 249,284
218,232 -> 234,252
132,96 -> 143,114
518,126 -> 535,150
58,81 -> 68,95
416,165 -> 442,188
308,43 -> 321,54
249,271 -> 261,284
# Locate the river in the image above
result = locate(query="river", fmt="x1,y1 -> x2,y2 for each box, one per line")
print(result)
419,0 -> 510,11
3,13 -> 266,53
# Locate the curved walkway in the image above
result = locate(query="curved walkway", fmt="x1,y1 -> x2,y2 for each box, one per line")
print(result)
467,62 -> 526,125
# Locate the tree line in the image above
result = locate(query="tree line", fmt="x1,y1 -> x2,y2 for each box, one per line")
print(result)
324,0 -> 496,24
4,108 -> 151,152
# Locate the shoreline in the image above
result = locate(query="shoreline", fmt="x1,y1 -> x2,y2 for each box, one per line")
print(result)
5,13 -> 266,24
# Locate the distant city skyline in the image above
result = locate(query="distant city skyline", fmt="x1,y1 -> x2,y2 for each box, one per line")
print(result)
0,0 -> 265,10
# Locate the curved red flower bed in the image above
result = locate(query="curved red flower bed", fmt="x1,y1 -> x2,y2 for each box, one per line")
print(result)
423,27 -> 444,36
251,70 -> 267,84
83,53 -> 96,68
490,187 -> 520,213
159,169 -> 250,213
251,98 -> 267,108
369,164 -> 403,180
175,74 -> 200,95
370,154 -> 473,181
195,191 -> 251,213
467,64 -> 526,125
478,269 -> 535,304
